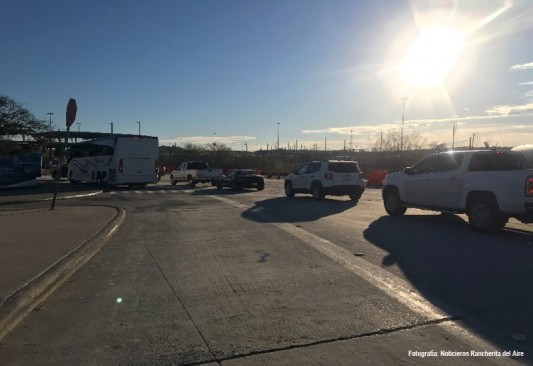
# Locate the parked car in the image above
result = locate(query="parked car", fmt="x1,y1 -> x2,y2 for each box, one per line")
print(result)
217,169 -> 264,190
382,150 -> 533,232
284,160 -> 365,201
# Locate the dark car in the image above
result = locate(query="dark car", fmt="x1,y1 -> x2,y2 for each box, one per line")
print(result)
216,169 -> 265,191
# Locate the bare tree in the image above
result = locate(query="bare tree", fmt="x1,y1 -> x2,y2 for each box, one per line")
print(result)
0,95 -> 48,152
372,130 -> 426,152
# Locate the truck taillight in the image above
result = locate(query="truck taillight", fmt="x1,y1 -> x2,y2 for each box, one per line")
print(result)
155,159 -> 159,174
325,172 -> 333,179
119,158 -> 124,173
526,176 -> 533,196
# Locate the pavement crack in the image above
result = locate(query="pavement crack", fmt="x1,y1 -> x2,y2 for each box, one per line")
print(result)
180,316 -> 460,366
142,242 -> 222,366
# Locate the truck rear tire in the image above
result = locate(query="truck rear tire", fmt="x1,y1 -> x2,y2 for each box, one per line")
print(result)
468,196 -> 508,233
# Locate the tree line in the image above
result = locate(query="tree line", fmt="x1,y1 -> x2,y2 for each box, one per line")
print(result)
0,95 -> 49,153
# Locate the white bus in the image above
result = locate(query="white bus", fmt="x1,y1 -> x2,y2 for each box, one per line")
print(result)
67,135 -> 159,187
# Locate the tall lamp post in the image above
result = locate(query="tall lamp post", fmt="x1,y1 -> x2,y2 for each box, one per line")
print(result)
75,122 -> 81,143
400,97 -> 407,151
137,121 -> 141,135
46,112 -> 54,160
110,122 -> 114,134
276,122 -> 280,151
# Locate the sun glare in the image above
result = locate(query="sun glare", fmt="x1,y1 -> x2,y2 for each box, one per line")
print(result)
399,26 -> 465,89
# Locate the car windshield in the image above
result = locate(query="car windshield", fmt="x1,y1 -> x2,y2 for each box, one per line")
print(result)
235,170 -> 254,175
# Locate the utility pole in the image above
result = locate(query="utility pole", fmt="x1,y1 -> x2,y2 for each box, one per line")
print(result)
110,122 -> 114,134
400,97 -> 407,151
137,121 -> 141,135
276,122 -> 280,151
47,112 -> 54,161
452,121 -> 457,149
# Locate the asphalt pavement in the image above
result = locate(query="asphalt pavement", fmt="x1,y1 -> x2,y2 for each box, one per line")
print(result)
0,178 -> 125,340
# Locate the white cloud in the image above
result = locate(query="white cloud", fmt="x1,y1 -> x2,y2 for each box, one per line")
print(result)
486,102 -> 533,116
510,62 -> 533,70
519,81 -> 533,86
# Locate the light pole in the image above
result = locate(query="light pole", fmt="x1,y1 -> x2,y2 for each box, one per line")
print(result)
324,135 -> 327,151
452,121 -> 457,149
276,122 -> 280,150
400,97 -> 407,151
46,112 -> 54,160
75,122 -> 81,143
137,121 -> 141,135
110,122 -> 114,134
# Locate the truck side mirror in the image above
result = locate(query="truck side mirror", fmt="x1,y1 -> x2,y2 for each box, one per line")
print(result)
404,167 -> 415,175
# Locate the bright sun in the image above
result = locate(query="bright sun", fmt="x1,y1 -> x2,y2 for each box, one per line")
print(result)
399,26 -> 465,88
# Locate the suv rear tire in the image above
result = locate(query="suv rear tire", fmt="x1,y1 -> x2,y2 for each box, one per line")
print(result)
312,183 -> 325,201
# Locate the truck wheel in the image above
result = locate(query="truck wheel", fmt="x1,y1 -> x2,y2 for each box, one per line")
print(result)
170,175 -> 177,185
383,188 -> 406,216
312,183 -> 325,201
216,180 -> 223,189
468,196 -> 508,233
257,182 -> 265,191
187,176 -> 196,187
285,182 -> 295,197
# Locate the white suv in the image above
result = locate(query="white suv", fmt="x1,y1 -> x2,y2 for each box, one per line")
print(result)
284,160 -> 365,201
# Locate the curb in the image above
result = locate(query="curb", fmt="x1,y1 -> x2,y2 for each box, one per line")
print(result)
0,205 -> 126,340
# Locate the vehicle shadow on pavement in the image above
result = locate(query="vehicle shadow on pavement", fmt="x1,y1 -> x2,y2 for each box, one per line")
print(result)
191,187 -> 259,196
364,214 -> 533,357
241,196 -> 357,223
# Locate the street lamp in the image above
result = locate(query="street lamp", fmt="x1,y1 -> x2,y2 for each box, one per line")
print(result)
137,121 -> 141,135
110,122 -> 114,134
46,112 -> 54,160
400,97 -> 407,151
276,122 -> 280,150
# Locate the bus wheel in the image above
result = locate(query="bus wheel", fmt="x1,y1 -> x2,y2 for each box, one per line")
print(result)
97,172 -> 107,187
69,171 -> 79,184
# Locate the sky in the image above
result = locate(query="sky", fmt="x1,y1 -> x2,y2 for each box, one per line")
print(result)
2,0 -> 533,151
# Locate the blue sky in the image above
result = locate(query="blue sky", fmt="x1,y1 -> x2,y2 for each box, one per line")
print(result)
2,0 -> 533,150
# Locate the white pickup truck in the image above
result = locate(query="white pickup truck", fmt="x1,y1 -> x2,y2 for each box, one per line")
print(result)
382,150 -> 533,232
169,161 -> 221,187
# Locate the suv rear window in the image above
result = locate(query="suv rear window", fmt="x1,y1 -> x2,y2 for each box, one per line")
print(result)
328,162 -> 360,173
468,153 -> 526,171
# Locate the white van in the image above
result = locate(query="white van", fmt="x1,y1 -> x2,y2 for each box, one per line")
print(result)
68,135 -> 159,187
